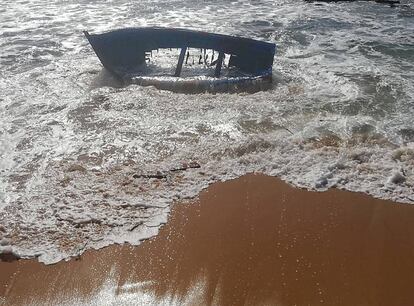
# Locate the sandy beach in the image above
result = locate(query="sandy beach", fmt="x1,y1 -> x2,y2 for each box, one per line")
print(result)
1,174 -> 414,305
2,0 -> 414,305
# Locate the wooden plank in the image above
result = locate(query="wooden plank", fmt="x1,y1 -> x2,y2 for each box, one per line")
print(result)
174,47 -> 187,77
214,52 -> 225,77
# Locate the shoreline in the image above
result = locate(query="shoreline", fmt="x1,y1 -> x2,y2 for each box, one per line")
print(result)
2,173 -> 414,305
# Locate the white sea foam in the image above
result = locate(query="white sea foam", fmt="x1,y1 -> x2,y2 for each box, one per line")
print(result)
0,0 -> 413,263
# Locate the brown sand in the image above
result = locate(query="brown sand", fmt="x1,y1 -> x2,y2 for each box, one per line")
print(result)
1,174 -> 414,305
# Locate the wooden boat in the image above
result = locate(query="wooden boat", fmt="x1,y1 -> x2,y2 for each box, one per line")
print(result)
84,27 -> 276,92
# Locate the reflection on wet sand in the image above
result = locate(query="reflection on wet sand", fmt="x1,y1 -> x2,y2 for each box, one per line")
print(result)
1,174 -> 414,305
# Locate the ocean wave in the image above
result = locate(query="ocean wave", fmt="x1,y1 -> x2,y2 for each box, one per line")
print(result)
0,0 -> 413,263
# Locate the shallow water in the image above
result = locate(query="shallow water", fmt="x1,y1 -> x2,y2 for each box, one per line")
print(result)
0,0 -> 413,263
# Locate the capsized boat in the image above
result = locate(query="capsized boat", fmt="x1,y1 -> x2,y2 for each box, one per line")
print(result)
84,27 -> 276,93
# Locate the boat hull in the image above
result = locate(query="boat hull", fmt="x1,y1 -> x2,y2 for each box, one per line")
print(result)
84,27 -> 276,79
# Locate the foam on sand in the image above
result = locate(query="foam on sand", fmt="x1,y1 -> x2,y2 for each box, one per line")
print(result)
2,174 -> 414,305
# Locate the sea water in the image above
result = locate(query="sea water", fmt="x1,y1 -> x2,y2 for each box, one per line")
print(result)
0,0 -> 413,263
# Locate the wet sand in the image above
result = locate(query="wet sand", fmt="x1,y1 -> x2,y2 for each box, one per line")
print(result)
1,174 -> 414,305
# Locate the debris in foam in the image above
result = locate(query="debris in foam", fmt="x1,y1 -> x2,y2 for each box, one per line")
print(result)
170,161 -> 201,172
133,172 -> 168,179
133,162 -> 201,179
